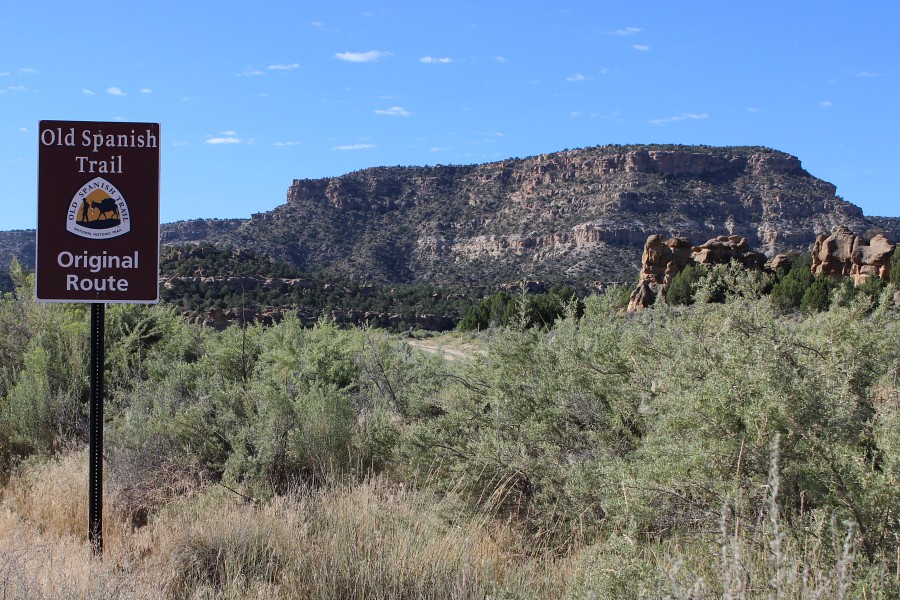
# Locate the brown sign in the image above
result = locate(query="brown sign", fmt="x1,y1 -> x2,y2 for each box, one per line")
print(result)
36,120 -> 160,303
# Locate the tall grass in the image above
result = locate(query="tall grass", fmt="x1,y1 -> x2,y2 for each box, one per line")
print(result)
0,447 -> 895,599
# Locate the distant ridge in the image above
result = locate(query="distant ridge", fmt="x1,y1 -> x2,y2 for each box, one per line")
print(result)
153,144 -> 900,286
2,144 -> 898,291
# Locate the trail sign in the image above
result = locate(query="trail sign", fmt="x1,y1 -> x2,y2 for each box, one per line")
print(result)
35,120 -> 160,555
36,120 -> 160,303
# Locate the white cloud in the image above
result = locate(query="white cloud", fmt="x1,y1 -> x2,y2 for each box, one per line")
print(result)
818,101 -> 834,108
207,132 -> 241,144
333,143 -> 376,150
495,56 -> 507,63
82,88 -> 96,95
238,67 -> 264,77
274,141 -> 300,148
106,86 -> 126,96
430,147 -> 449,152
632,44 -> 651,52
566,73 -> 586,82
140,88 -> 152,94
19,67 -> 38,74
0,72 -> 8,77
649,112 -> 708,125
268,63 -> 300,70
374,106 -> 411,117
7,85 -> 26,92
206,137 -> 241,144
852,70 -> 879,78
607,27 -> 642,36
420,56 -> 453,64
18,127 -> 28,133
334,50 -> 391,63
570,111 -> 583,118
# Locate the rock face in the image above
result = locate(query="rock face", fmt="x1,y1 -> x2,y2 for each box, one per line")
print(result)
692,235 -> 767,270
2,144 -> 897,293
811,226 -> 895,284
627,234 -> 768,311
628,225 -> 896,311
626,235 -> 693,310
164,144 -> 882,287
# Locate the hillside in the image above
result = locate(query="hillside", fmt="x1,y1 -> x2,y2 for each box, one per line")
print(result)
3,144 -> 898,291
157,144 -> 899,286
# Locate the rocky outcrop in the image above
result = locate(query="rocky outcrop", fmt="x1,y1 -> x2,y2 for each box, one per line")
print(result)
811,226 -> 895,284
692,236 -> 767,270
246,144 -> 879,286
628,226 -> 896,311
626,235 -> 694,310
627,234 -> 768,311
2,144 -> 896,293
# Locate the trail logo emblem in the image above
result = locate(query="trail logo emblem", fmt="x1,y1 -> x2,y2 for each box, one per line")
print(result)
66,177 -> 131,239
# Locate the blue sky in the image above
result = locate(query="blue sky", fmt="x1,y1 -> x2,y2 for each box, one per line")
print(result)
2,1 -> 898,232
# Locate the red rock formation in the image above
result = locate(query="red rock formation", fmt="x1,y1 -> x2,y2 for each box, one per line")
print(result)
628,226 -> 896,312
626,235 -> 693,311
811,226 -> 895,284
692,235 -> 767,270
627,234 -> 767,311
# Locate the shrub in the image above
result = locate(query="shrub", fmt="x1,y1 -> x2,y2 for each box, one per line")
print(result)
891,246 -> 900,285
665,263 -> 704,305
770,253 -> 814,311
800,276 -> 837,312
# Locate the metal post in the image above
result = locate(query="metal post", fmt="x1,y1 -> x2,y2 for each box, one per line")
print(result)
89,302 -> 105,556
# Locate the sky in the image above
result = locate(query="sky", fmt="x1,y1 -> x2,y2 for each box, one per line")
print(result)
2,1 -> 898,232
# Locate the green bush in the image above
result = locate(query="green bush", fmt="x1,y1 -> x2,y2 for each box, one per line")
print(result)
457,286 -> 582,331
3,258 -> 897,580
406,269 -> 899,560
891,246 -> 900,285
770,253 -> 814,311
800,276 -> 838,312
665,263 -> 704,305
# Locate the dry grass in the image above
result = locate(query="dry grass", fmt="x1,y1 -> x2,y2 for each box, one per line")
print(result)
0,448 -> 895,599
0,451 -> 159,598
151,478 -> 567,599
0,450 -> 566,599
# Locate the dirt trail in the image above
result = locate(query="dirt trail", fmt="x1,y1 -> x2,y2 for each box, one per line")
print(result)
406,338 -> 482,361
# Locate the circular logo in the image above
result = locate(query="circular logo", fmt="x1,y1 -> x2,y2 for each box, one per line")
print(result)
67,177 -> 131,239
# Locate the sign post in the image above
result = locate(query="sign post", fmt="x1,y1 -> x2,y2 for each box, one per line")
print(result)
36,120 -> 160,555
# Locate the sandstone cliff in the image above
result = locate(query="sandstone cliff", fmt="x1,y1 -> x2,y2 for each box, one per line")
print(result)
200,145 -> 875,286
2,144 -> 896,291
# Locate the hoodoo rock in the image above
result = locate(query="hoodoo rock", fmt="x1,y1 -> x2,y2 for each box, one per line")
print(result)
692,235 -> 767,270
811,226 -> 895,284
628,225 -> 896,312
626,235 -> 693,311
627,234 -> 767,311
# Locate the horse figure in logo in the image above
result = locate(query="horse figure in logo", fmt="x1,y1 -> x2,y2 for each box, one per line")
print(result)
91,198 -> 120,221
